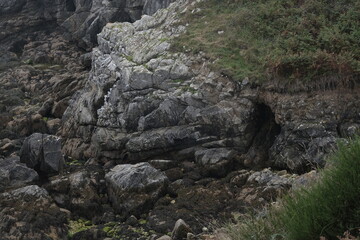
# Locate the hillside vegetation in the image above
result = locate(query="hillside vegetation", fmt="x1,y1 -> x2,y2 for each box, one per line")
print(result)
173,0 -> 360,88
223,137 -> 360,240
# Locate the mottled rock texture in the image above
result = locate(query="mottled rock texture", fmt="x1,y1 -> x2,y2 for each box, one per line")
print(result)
0,156 -> 38,191
0,185 -> 68,239
105,162 -> 168,218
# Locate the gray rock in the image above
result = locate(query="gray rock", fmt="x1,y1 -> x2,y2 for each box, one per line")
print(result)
144,0 -> 176,15
247,169 -> 293,187
38,98 -> 54,117
105,162 -> 168,217
20,133 -> 43,169
20,133 -> 64,175
0,156 -> 39,192
44,167 -> 104,218
62,1 -> 259,166
149,160 -> 178,171
171,219 -> 192,240
195,148 -> 236,177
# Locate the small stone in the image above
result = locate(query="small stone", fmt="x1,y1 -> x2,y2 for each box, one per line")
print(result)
202,227 -> 208,232
172,219 -> 192,240
126,215 -> 138,226
187,233 -> 196,240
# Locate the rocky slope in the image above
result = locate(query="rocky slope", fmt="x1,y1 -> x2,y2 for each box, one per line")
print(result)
62,0 -> 360,173
1,0 -> 360,239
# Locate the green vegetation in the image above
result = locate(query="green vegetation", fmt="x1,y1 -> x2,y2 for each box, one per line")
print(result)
223,137 -> 360,239
66,157 -> 85,166
67,219 -> 93,238
103,222 -> 121,238
173,0 -> 360,87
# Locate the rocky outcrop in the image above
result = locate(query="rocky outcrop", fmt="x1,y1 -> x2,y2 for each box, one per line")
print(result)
62,0 -> 260,176
0,0 -> 175,51
262,91 -> 360,172
105,162 -> 168,218
62,0 -> 360,177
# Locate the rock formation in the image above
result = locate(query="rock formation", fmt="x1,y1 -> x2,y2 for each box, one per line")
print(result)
1,0 -> 360,239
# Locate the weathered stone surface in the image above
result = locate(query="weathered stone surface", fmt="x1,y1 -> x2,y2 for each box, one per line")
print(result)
0,0 -> 175,51
0,185 -> 68,239
195,148 -> 237,177
262,92 -> 360,172
20,133 -> 64,175
44,166 -> 105,218
0,156 -> 38,192
105,162 -> 168,218
238,168 -> 296,207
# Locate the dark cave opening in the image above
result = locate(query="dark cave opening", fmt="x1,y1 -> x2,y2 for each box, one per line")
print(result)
66,0 -> 76,12
244,103 -> 281,169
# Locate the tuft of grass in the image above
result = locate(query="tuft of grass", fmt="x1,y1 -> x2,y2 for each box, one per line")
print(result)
222,136 -> 360,240
173,0 -> 360,87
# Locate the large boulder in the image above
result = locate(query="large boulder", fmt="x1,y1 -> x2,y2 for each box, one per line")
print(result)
20,133 -> 64,175
105,162 -> 168,218
0,156 -> 38,192
0,185 -> 68,239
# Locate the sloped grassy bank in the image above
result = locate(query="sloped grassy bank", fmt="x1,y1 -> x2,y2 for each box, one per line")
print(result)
223,137 -> 360,240
173,0 -> 360,88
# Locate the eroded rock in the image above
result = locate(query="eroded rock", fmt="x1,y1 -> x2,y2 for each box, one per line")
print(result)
105,162 -> 169,218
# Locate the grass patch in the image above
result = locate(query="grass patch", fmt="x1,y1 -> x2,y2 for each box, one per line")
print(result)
67,219 -> 93,238
223,137 -> 360,240
173,0 -> 360,87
